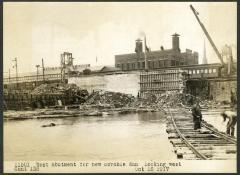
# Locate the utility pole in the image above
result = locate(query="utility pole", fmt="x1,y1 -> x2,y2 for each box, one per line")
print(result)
144,36 -> 148,70
42,58 -> 45,83
12,57 -> 18,88
60,53 -> 66,83
8,68 -> 11,83
36,64 -> 40,83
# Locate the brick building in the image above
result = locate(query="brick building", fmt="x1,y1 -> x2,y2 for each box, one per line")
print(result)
115,33 -> 198,71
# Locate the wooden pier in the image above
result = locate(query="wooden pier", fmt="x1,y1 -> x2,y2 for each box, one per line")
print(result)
166,108 -> 236,160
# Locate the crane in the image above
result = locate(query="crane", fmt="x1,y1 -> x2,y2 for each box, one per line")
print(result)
190,5 -> 224,65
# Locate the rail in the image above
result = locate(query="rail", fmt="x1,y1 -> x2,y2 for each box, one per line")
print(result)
180,108 -> 237,144
168,107 -> 237,160
168,107 -> 208,160
201,122 -> 237,144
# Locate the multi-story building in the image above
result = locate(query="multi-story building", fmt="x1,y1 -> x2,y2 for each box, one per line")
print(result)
115,33 -> 198,71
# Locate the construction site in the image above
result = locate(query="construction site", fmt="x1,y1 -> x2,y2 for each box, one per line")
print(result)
3,4 -> 237,162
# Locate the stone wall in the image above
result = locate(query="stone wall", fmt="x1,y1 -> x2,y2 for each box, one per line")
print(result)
209,80 -> 237,103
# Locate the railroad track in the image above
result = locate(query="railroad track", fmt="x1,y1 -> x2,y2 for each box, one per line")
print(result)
166,107 -> 237,160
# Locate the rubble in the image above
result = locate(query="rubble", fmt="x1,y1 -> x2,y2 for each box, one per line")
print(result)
86,90 -> 135,108
31,84 -> 63,95
30,83 -> 89,105
31,83 -> 88,96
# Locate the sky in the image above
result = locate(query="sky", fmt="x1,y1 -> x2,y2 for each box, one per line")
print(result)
3,2 -> 237,74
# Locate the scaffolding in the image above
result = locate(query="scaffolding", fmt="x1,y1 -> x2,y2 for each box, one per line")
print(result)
140,69 -> 187,98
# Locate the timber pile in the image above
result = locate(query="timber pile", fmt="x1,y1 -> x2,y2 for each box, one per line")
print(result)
166,108 -> 236,160
86,90 -> 135,108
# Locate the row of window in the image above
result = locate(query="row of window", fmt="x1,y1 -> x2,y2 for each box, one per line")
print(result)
140,81 -> 182,89
116,60 -> 186,70
187,68 -> 217,75
140,73 -> 181,82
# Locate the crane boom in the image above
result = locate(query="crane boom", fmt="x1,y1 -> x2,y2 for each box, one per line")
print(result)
190,5 -> 224,65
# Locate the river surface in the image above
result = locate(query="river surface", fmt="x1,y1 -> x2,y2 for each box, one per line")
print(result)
4,112 -> 176,161
5,109 -> 236,161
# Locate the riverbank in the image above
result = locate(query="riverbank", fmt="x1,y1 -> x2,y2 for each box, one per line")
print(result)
4,105 -> 161,120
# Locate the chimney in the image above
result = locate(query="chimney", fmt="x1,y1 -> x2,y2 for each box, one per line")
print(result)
172,33 -> 180,51
135,39 -> 143,53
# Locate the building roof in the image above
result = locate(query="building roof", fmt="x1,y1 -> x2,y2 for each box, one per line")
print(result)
85,65 -> 120,73
100,66 -> 121,72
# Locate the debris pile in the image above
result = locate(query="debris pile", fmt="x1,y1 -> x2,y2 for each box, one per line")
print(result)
31,83 -> 89,105
31,84 -> 64,95
86,90 -> 135,108
31,83 -> 88,96
156,92 -> 197,107
130,91 -> 199,109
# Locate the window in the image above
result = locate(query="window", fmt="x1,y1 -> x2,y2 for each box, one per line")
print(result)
159,60 -> 164,67
127,63 -> 130,70
193,70 -> 196,74
196,70 -> 200,74
148,61 -> 151,69
204,69 -> 208,73
189,70 -> 192,74
164,60 -> 167,67
138,62 -> 141,69
209,69 -> 212,73
142,62 -> 145,69
132,63 -> 135,70
213,69 -> 216,73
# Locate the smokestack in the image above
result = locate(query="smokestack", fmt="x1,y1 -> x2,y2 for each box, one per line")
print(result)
172,33 -> 180,51
135,39 -> 143,53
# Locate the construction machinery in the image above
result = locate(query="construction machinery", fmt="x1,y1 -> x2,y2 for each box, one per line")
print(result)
190,4 -> 236,76
60,52 -> 74,83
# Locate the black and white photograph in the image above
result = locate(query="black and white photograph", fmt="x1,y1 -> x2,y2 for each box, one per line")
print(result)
3,1 -> 237,173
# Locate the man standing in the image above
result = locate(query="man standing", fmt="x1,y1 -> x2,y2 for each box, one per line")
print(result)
221,111 -> 237,137
192,101 -> 202,130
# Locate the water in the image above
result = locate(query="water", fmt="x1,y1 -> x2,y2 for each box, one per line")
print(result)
4,112 -> 176,161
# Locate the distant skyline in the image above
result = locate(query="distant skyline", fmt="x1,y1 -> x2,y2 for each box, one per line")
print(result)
4,2 -> 237,74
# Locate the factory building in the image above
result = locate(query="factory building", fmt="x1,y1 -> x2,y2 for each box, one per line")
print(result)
115,33 -> 199,71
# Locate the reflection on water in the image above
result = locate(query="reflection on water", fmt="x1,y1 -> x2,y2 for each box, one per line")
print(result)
4,112 -> 176,161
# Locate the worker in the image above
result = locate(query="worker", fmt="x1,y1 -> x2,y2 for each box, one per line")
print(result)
230,90 -> 237,109
191,100 -> 202,130
221,110 -> 237,137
